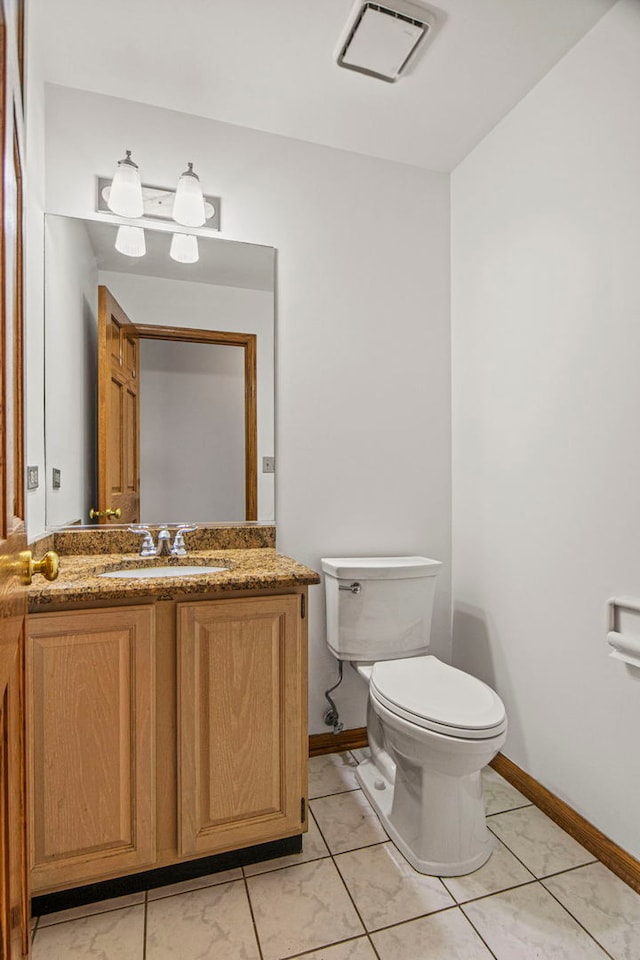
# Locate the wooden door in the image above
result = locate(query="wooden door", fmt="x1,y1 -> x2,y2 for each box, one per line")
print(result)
97,285 -> 140,524
177,595 -> 307,857
0,2 -> 30,956
28,606 -> 156,892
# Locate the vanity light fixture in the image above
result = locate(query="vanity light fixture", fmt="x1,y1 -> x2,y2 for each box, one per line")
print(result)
172,162 -> 206,227
98,172 -> 220,230
115,224 -> 146,258
107,150 -> 144,218
169,232 -> 199,264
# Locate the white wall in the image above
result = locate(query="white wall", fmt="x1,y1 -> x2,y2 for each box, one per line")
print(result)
37,83 -> 451,734
44,217 -> 98,524
98,271 -> 275,522
451,0 -> 640,856
139,339 -> 245,522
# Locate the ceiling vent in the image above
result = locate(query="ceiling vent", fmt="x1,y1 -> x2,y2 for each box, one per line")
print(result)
336,1 -> 436,83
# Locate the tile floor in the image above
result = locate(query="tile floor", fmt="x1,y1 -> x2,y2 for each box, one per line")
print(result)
31,752 -> 640,960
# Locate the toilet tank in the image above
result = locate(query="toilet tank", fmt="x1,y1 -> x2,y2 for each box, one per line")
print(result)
321,556 -> 442,661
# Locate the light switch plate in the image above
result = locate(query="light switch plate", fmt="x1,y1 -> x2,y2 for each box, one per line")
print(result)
52,468 -> 61,489
262,456 -> 275,474
27,465 -> 39,490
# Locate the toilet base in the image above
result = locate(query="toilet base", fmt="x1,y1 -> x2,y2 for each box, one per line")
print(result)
356,756 -> 494,877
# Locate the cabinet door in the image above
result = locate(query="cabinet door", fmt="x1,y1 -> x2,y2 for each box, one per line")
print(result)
178,595 -> 306,857
28,606 -> 156,891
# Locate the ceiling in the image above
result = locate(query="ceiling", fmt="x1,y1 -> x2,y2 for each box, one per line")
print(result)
32,0 -> 616,172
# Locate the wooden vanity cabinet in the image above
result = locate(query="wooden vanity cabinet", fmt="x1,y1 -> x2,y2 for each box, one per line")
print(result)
27,606 -> 156,891
28,589 -> 308,894
177,595 -> 305,857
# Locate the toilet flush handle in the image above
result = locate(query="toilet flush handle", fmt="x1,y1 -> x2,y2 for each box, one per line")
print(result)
339,582 -> 361,594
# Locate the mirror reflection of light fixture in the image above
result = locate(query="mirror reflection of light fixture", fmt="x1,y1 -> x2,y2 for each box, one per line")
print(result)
172,162 -> 206,227
107,150 -> 144,218
169,232 -> 199,263
115,224 -> 146,258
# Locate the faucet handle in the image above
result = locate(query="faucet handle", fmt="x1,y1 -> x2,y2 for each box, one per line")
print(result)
171,524 -> 197,557
128,525 -> 157,557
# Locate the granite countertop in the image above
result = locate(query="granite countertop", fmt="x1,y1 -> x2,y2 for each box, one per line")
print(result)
28,548 -> 321,606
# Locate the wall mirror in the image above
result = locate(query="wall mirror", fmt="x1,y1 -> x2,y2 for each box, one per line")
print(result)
44,214 -> 275,528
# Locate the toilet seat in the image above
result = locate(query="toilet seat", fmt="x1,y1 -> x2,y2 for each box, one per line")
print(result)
370,655 -> 507,740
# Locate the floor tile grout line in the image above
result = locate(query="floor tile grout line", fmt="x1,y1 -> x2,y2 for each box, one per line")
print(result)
440,832 -> 537,896
540,880 -> 618,960
537,857 -> 600,881
145,871 -> 243,903
456,900 -> 502,960
142,891 -> 148,960
242,871 -> 266,960
308,786 -> 361,801
371,901 -> 501,960
365,931 -> 383,960
242,810 -> 329,879
486,801 -> 534,817
283,933 -> 378,960
314,794 -> 479,960
360,900 -> 461,935
310,784 -> 390,858
243,849 -> 330,878
442,876 -> 540,909
35,898 -> 146,929
311,805 -> 376,953
485,818 -> 596,880
328,851 -> 383,960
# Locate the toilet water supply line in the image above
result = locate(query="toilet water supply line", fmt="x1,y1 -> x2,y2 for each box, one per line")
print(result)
323,661 -> 344,733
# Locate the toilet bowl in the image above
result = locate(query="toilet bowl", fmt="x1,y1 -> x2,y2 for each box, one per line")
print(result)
355,656 -> 506,875
321,556 -> 507,877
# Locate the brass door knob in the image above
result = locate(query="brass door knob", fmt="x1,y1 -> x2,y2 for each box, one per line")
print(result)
89,508 -> 122,520
20,550 -> 60,585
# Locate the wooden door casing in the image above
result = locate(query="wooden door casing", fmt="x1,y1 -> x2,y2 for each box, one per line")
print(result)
97,285 -> 140,524
134,323 -> 258,521
0,0 -> 29,954
28,607 -> 156,892
177,595 -> 306,857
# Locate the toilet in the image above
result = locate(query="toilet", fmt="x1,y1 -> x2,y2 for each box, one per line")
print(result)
321,556 -> 507,877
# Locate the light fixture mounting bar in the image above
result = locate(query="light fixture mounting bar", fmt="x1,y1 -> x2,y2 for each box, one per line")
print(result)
97,178 -> 221,231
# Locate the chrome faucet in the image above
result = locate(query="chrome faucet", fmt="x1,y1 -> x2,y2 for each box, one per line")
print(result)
156,527 -> 171,557
128,524 -> 197,557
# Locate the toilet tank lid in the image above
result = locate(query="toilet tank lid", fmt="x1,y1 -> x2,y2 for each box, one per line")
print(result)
321,556 -> 442,580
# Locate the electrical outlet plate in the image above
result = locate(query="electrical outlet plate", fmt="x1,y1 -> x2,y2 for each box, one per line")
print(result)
27,466 -> 39,490
52,468 -> 61,489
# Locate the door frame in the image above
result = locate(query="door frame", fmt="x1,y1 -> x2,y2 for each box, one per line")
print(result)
0,0 -> 30,955
134,323 -> 258,522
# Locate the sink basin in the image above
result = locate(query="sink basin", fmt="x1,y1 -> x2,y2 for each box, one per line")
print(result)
99,565 -> 228,579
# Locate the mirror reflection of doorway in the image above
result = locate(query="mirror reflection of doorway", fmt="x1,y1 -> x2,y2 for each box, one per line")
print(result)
97,285 -> 257,523
139,339 -> 246,522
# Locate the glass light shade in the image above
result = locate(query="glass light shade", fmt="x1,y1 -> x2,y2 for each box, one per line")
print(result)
169,233 -> 199,263
115,225 -> 146,257
172,163 -> 206,227
108,151 -> 144,218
